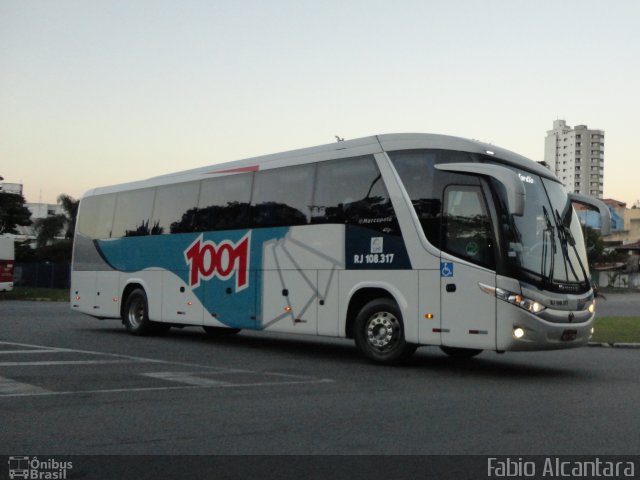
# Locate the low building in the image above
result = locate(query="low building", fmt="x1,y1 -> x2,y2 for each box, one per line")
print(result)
13,203 -> 66,246
575,198 -> 625,233
27,203 -> 65,219
0,182 -> 23,195
605,207 -> 640,247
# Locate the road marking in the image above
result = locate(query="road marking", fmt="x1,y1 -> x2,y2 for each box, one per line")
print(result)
141,371 -> 229,386
0,378 -> 334,398
0,349 -> 61,354
0,340 -> 335,398
0,341 -> 168,364
0,360 -> 146,367
0,340 -> 255,370
0,385 -> 205,398
0,341 -> 329,377
0,376 -> 51,395
139,371 -> 334,387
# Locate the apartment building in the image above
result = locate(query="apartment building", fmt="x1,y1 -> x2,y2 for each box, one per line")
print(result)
544,120 -> 605,198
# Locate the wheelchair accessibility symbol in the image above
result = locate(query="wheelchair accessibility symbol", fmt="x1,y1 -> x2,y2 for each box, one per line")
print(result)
440,262 -> 454,277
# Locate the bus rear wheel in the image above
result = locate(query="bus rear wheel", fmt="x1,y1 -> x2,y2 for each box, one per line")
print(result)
354,298 -> 417,365
122,288 -> 168,335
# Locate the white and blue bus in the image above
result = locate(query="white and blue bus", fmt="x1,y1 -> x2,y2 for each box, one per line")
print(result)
71,133 -> 610,364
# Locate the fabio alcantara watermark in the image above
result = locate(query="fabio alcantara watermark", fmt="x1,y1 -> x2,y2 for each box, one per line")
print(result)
488,457 -> 635,478
8,456 -> 73,480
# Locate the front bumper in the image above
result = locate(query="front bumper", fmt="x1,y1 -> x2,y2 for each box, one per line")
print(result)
496,301 -> 594,351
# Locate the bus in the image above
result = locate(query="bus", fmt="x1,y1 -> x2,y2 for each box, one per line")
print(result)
0,236 -> 15,292
71,133 -> 610,364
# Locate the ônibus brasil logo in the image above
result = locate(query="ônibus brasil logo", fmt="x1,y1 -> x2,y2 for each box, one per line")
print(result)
184,232 -> 250,291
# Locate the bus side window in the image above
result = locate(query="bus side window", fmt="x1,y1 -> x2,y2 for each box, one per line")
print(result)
77,194 -> 116,239
442,185 -> 495,268
312,156 -> 399,234
195,173 -> 253,231
389,150 -> 439,244
390,149 -> 477,248
112,188 -> 156,238
152,182 -> 200,234
251,164 -> 315,228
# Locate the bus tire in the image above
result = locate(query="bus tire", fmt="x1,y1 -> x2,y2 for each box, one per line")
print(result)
122,288 -> 157,336
203,326 -> 241,336
440,346 -> 482,358
354,298 -> 417,365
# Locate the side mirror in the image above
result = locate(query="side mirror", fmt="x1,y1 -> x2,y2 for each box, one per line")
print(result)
568,193 -> 611,236
435,162 -> 525,216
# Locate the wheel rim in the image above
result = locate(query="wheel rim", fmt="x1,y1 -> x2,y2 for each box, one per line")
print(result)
365,311 -> 401,351
127,296 -> 145,328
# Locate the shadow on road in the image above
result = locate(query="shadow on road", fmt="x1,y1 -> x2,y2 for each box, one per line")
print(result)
83,323 -> 587,381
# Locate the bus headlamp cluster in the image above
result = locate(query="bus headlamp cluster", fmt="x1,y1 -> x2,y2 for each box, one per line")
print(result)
495,288 -> 546,314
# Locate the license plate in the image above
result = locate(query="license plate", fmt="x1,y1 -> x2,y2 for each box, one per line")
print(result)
561,329 -> 577,341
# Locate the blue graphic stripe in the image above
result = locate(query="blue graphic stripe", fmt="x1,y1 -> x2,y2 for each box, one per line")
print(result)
96,228 -> 288,329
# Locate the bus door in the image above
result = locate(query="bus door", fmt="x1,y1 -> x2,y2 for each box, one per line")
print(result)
439,184 -> 497,350
258,232 -> 319,334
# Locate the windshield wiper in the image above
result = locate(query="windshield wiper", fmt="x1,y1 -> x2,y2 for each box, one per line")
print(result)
555,209 -> 589,285
541,206 -> 555,288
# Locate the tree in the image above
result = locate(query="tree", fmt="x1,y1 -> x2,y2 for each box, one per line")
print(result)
582,225 -> 626,266
34,215 -> 66,248
34,239 -> 73,262
27,193 -> 79,255
0,192 -> 32,234
582,225 -> 605,266
57,194 -> 79,238
15,239 -> 36,262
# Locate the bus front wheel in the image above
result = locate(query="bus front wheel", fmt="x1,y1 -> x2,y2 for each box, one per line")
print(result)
354,298 -> 417,365
123,288 -> 168,335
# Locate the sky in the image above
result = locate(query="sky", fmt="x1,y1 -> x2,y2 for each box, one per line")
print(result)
1,0 -> 639,206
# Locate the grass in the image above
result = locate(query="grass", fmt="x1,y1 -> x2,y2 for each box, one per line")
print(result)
0,287 -> 69,302
592,316 -> 640,344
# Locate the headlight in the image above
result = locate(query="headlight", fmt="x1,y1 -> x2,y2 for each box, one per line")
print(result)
496,288 -> 546,314
478,284 -> 546,314
508,294 -> 545,313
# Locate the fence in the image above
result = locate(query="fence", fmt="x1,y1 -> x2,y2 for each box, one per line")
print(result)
14,262 -> 71,289
596,271 -> 640,289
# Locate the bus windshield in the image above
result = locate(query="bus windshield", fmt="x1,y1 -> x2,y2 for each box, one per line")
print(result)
496,171 -> 590,291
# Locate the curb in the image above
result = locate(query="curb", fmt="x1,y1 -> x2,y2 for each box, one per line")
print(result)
588,342 -> 640,349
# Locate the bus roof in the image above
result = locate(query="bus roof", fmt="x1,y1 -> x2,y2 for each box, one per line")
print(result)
83,133 -> 558,198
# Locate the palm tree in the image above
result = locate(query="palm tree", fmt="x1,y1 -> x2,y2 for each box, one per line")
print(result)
57,194 -> 79,239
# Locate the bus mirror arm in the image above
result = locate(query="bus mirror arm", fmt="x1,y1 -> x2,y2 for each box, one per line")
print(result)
568,193 -> 611,236
434,163 -> 525,216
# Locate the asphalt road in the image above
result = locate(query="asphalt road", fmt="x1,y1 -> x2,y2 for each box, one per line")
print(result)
0,301 -> 639,458
595,292 -> 640,317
